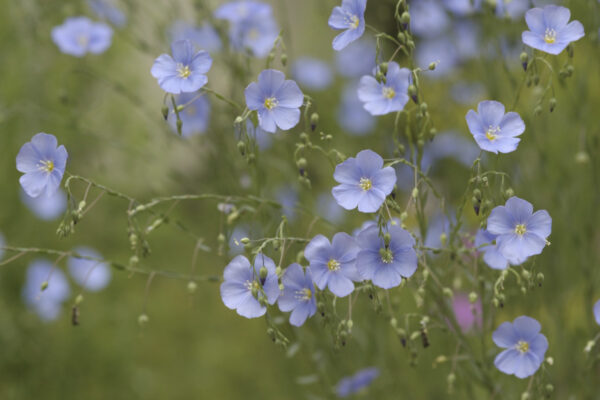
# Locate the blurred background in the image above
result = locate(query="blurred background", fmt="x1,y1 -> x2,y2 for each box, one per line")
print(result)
0,0 -> 599,398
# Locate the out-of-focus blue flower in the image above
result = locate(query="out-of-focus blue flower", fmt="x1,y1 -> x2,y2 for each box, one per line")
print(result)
170,20 -> 222,53
332,150 -> 396,213
228,225 -> 250,256
16,133 -> 68,198
335,39 -> 376,77
22,260 -> 71,322
316,192 -> 345,224
453,21 -> 480,59
275,186 -> 298,221
522,5 -> 584,55
88,0 -> 127,28
424,213 -> 452,249
338,82 -> 376,135
214,1 -> 271,22
328,0 -> 367,51
220,254 -> 280,318
466,100 -> 525,154
151,40 -> 212,94
426,131 -> 480,168
594,299 -> 600,325
278,263 -> 317,327
416,37 -> 459,79
51,17 -> 113,57
356,225 -> 417,289
410,0 -> 449,38
168,92 -> 210,137
443,0 -> 481,15
493,316 -> 548,378
487,197 -> 552,262
496,0 -> 531,20
358,62 -> 411,116
475,229 -> 515,270
336,367 -> 380,397
451,82 -> 486,105
21,188 -> 67,221
291,58 -> 333,91
242,120 -> 273,151
304,233 -> 360,297
215,2 -> 278,57
68,247 -> 112,292
245,69 -> 304,133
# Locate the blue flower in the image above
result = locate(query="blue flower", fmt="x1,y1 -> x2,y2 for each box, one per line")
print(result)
16,133 -> 68,198
328,0 -> 367,51
410,0 -> 449,38
475,229 -> 514,270
170,20 -> 222,53
21,188 -> 67,221
443,0 -> 482,16
215,2 -> 278,58
466,100 -> 525,154
168,92 -> 211,137
291,58 -> 333,91
304,233 -> 360,297
356,225 -> 417,289
416,37 -> 459,79
228,225 -> 251,256
496,0 -> 530,20
332,150 -> 396,213
522,5 -> 585,55
88,0 -> 127,28
220,254 -> 280,318
358,62 -> 411,116
316,192 -> 346,224
51,17 -> 113,57
68,247 -> 112,292
493,316 -> 548,379
243,120 -> 273,151
151,39 -> 212,94
487,197 -> 552,262
275,186 -> 298,221
245,69 -> 304,133
22,260 -> 71,322
337,82 -> 376,136
335,39 -> 376,78
336,367 -> 380,397
594,299 -> 600,326
277,263 -> 317,326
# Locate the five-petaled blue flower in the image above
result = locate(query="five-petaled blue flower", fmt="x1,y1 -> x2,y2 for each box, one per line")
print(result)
68,247 -> 112,292
88,0 -> 127,28
466,100 -> 525,154
336,367 -> 380,397
328,0 -> 367,51
487,197 -> 552,263
356,224 -> 417,289
475,229 -> 513,270
51,17 -> 113,57
304,233 -> 360,298
220,254 -> 280,318
151,39 -> 212,94
594,299 -> 600,326
358,62 -> 411,116
493,316 -> 548,379
245,69 -> 304,133
16,133 -> 68,198
522,5 -> 585,55
21,188 -> 67,221
278,263 -> 317,327
332,149 -> 396,213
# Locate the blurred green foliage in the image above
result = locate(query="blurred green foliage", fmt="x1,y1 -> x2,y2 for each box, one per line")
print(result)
0,0 -> 599,399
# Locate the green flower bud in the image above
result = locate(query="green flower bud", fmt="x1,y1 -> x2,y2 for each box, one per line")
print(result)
281,53 -> 288,66
187,281 -> 197,294
442,287 -> 453,298
138,313 -> 149,326
75,294 -> 84,305
549,97 -> 557,112
40,281 -> 49,291
428,62 -> 436,71
176,119 -> 183,134
237,141 -> 246,156
575,151 -> 590,164
259,266 -> 268,280
161,106 -> 169,120
468,292 -> 478,303
400,11 -> 410,25
310,113 -> 319,131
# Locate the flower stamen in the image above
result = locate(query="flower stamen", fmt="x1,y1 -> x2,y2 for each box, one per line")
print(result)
295,288 -> 312,301
349,15 -> 359,29
515,224 -> 527,236
177,63 -> 192,79
382,87 -> 396,99
485,125 -> 500,141
38,160 -> 55,173
544,28 -> 557,44
264,97 -> 278,110
516,340 -> 529,353
327,259 -> 341,271
359,177 -> 372,191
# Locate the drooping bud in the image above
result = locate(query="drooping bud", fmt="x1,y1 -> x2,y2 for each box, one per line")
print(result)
176,119 -> 183,135
187,281 -> 197,294
519,52 -> 529,71
138,313 -> 149,326
259,266 -> 268,281
237,141 -> 246,156
161,106 -> 169,120
468,292 -> 478,303
400,11 -> 410,29
428,62 -> 436,71
408,84 -> 418,104
310,113 -> 319,131
549,97 -> 557,112
40,281 -> 49,291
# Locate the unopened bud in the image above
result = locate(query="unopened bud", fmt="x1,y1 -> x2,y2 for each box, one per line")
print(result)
442,287 -> 453,298
161,106 -> 169,120
176,119 -> 183,134
520,52 -> 529,70
187,281 -> 197,294
259,266 -> 268,280
411,187 -> 419,199
468,292 -> 478,303
575,151 -> 590,164
408,84 -> 418,103
40,281 -> 49,291
75,294 -> 84,305
310,113 -> 319,131
428,62 -> 436,71
400,11 -> 410,25
138,313 -> 149,326
549,97 -> 557,112
237,141 -> 246,156
281,53 -> 287,66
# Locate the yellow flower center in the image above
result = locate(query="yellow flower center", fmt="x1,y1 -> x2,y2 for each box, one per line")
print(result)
327,259 -> 341,271
248,28 -> 260,40
382,87 -> 396,99
516,340 -> 529,353
177,64 -> 191,79
359,177 -> 372,191
264,97 -> 278,110
349,15 -> 360,29
485,126 -> 500,141
515,224 -> 527,236
296,288 -> 312,301
544,28 -> 556,44
77,35 -> 89,47
379,248 -> 394,264
38,160 -> 54,173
